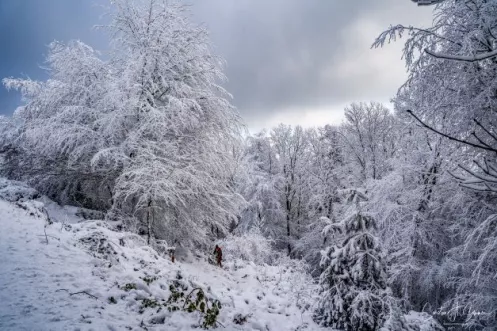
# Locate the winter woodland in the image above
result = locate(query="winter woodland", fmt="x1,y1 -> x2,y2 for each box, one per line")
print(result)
1,0 -> 496,330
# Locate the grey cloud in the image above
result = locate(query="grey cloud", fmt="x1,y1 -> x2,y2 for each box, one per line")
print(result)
0,0 -> 432,127
192,1 -> 369,110
190,0 -> 433,124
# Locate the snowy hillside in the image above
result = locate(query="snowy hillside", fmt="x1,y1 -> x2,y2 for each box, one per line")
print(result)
0,180 -> 324,331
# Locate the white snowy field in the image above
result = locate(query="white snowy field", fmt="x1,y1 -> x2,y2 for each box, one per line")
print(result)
0,180 -> 325,331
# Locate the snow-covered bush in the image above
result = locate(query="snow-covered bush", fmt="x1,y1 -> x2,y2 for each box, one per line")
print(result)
403,311 -> 445,331
219,227 -> 275,265
0,177 -> 39,202
78,230 -> 120,266
75,207 -> 105,220
166,284 -> 222,329
275,255 -> 316,312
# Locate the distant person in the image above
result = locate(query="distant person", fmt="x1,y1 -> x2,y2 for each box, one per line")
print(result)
213,245 -> 223,268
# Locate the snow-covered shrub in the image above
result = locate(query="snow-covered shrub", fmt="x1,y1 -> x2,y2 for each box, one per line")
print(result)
78,230 -> 120,266
0,177 -> 39,202
166,282 -> 222,329
75,207 -> 105,220
403,311 -> 445,331
219,227 -> 275,265
275,255 -> 315,312
379,299 -> 424,331
150,239 -> 174,258
15,200 -> 47,219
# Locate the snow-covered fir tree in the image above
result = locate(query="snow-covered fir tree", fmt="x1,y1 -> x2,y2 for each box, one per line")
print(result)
314,189 -> 391,331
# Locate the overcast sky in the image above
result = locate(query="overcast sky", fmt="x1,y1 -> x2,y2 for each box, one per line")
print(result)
0,0 -> 433,129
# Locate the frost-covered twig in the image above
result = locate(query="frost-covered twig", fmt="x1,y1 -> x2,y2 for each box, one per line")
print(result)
70,291 -> 98,299
425,48 -> 497,63
56,288 -> 98,300
37,234 -> 60,241
182,287 -> 203,309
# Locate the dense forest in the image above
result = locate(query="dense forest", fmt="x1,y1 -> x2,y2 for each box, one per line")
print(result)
0,0 -> 496,330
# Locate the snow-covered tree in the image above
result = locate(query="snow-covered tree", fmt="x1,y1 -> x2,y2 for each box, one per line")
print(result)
94,0 -> 244,247
306,125 -> 345,221
236,131 -> 284,237
293,125 -> 347,275
314,190 -> 391,330
374,0 -> 497,324
269,124 -> 312,255
340,102 -> 398,184
361,107 -> 461,311
3,40 -> 113,209
1,0 -> 243,249
373,0 -> 497,144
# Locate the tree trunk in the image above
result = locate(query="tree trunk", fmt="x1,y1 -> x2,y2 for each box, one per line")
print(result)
327,195 -> 334,220
146,199 -> 153,245
286,194 -> 292,255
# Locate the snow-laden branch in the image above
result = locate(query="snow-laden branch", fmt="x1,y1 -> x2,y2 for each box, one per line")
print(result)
406,110 -> 497,153
425,48 -> 497,62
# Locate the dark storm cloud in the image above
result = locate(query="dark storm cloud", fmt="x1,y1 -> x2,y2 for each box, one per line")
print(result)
0,0 -> 432,127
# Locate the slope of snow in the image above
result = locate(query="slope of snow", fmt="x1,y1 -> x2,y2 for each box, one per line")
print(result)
0,189 -> 324,330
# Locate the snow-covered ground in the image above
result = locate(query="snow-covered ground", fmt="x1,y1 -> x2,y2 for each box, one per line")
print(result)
0,181 -> 324,331
0,179 -> 444,331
